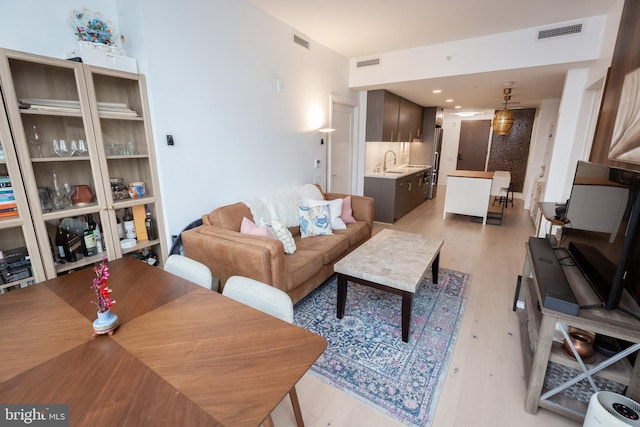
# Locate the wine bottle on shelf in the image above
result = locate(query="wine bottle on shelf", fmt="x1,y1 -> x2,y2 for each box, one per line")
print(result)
116,214 -> 124,240
145,208 -> 157,241
123,208 -> 136,240
55,220 -> 67,262
64,228 -> 78,262
82,216 -> 96,256
87,214 -> 103,253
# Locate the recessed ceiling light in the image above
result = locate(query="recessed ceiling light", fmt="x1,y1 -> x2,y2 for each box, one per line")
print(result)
445,99 -> 453,103
432,89 -> 442,94
454,105 -> 461,109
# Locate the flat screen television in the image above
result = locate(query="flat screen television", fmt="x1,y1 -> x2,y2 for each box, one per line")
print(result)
564,161 -> 640,316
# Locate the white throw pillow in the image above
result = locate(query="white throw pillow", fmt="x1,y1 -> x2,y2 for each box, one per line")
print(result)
308,198 -> 346,230
268,219 -> 296,254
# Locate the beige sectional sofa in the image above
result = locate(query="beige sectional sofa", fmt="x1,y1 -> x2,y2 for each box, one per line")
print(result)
182,187 -> 374,303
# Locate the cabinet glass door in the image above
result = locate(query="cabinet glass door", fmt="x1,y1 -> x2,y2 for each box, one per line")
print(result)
83,67 -> 166,266
0,72 -> 46,290
0,49 -> 108,278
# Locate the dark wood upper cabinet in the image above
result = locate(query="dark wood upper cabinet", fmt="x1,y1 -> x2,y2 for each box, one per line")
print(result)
398,98 -> 423,142
366,89 -> 399,141
366,90 -> 423,142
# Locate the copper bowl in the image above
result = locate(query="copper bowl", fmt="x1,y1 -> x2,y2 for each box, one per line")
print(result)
562,328 -> 596,363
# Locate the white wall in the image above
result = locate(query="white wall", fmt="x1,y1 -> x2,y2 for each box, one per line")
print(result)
0,1 -> 119,58
1,1 -> 356,242
349,16 -> 608,87
127,0 -> 356,240
523,98 -> 561,210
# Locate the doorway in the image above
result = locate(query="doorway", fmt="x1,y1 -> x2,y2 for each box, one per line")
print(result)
328,98 -> 356,194
457,120 -> 491,171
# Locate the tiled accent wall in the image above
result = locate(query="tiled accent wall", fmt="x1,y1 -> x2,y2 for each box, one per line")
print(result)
487,108 -> 536,192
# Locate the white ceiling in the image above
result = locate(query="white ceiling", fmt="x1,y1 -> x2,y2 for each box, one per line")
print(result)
248,0 -> 619,110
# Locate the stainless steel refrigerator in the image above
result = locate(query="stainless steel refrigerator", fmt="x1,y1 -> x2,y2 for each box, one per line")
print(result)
426,128 -> 443,199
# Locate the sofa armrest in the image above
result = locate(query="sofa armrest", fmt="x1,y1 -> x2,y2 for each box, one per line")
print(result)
182,225 -> 287,292
325,192 -> 374,228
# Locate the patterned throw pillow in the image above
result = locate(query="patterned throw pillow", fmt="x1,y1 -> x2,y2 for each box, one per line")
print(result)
299,205 -> 333,237
269,219 -> 297,254
308,198 -> 346,230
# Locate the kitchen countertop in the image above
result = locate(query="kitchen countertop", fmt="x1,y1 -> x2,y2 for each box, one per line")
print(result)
365,165 -> 431,179
447,170 -> 494,179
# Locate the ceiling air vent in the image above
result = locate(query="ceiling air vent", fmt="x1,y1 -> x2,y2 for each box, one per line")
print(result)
537,23 -> 583,40
293,34 -> 310,49
357,58 -> 380,68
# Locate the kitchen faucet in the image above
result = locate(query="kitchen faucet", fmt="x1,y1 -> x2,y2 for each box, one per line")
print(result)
383,150 -> 397,172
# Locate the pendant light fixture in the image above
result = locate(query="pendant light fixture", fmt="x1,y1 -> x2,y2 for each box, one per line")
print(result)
492,88 -> 514,135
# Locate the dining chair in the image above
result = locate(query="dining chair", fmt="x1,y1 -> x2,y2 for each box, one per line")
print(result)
222,276 -> 303,427
491,171 -> 512,208
164,254 -> 218,291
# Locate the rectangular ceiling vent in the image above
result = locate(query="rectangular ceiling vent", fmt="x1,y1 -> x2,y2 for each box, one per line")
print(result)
537,23 -> 583,40
293,34 -> 310,49
357,58 -> 381,68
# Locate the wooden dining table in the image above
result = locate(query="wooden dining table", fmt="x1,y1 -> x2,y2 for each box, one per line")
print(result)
0,257 -> 327,426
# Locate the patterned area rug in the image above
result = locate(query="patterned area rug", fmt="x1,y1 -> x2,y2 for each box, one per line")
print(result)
294,268 -> 472,427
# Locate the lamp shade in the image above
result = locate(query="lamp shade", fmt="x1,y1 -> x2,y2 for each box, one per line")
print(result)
492,109 -> 514,135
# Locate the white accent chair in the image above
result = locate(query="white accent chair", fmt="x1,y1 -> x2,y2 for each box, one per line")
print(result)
164,254 -> 217,291
223,276 -> 303,427
488,171 -> 512,225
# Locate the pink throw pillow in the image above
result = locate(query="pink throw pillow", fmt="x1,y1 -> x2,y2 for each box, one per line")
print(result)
341,196 -> 357,224
240,217 -> 273,238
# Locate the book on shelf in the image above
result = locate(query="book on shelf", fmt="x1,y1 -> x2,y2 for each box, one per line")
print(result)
0,201 -> 18,217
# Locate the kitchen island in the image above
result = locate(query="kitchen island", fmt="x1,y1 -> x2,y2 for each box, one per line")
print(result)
364,166 -> 431,223
443,170 -> 495,225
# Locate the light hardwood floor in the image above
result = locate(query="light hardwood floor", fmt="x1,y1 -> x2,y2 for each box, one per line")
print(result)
271,188 -> 581,427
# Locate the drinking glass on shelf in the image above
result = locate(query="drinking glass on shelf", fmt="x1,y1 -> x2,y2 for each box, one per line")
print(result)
63,182 -> 74,207
53,139 -> 69,156
126,141 -> 137,155
27,124 -> 42,157
70,140 -> 78,157
77,139 -> 88,156
51,171 -> 65,210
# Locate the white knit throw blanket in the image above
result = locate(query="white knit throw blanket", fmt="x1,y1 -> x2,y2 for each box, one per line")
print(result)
244,184 -> 324,227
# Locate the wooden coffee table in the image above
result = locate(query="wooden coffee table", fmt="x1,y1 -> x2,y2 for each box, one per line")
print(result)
334,229 -> 444,342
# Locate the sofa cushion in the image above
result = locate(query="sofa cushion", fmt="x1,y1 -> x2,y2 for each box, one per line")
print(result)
284,249 -> 324,291
332,221 -> 371,247
295,233 -> 349,265
299,205 -> 333,237
204,202 -> 252,231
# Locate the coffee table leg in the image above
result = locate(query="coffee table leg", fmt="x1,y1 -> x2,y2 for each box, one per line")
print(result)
337,274 -> 347,319
432,252 -> 440,284
402,292 -> 413,343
